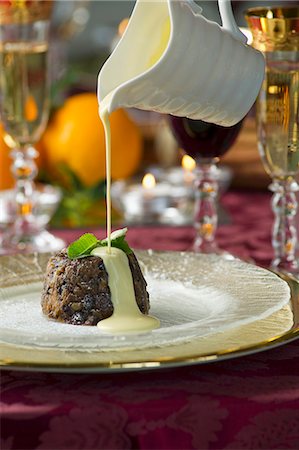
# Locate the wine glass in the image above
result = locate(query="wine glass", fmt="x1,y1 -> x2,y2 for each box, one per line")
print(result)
0,1 -> 65,254
168,116 -> 242,254
246,6 -> 299,276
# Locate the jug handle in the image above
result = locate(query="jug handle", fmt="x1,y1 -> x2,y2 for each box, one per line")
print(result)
218,0 -> 247,44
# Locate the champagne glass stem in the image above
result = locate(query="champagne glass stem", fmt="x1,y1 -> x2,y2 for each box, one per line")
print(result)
11,144 -> 38,231
193,159 -> 219,253
270,178 -> 299,274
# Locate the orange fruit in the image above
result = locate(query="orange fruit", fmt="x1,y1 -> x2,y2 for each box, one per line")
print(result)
42,93 -> 143,187
24,95 -> 39,122
0,124 -> 14,190
0,123 -> 44,191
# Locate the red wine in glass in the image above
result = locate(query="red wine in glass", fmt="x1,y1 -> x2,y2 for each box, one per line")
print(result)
168,116 -> 243,254
168,116 -> 243,160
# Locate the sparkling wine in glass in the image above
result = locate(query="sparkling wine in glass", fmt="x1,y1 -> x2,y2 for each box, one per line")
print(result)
246,6 -> 299,276
0,41 -> 49,145
169,116 -> 242,254
0,3 -> 65,254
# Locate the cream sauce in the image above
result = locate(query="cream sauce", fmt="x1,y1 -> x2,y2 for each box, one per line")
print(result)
147,18 -> 170,68
97,15 -> 172,332
99,92 -> 114,253
91,246 -> 160,333
99,14 -> 171,251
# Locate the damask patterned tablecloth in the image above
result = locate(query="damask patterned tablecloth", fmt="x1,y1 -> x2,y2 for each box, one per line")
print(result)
1,191 -> 299,450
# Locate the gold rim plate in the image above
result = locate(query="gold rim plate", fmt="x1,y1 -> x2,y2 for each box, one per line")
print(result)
0,251 -> 298,373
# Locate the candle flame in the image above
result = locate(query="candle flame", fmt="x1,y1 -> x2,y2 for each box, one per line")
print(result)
266,10 -> 273,19
181,154 -> 196,171
142,173 -> 156,189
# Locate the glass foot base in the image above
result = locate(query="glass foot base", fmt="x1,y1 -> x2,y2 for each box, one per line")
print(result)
0,229 -> 65,255
192,241 -> 236,261
191,240 -> 256,264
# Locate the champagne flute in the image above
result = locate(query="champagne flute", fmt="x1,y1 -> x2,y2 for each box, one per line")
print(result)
0,1 -> 65,254
169,116 -> 242,254
246,6 -> 299,276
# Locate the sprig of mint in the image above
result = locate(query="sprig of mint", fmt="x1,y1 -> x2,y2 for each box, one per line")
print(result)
67,233 -> 99,259
67,228 -> 133,259
100,229 -> 133,255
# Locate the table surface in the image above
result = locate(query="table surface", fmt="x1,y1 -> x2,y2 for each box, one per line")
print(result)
1,190 -> 299,450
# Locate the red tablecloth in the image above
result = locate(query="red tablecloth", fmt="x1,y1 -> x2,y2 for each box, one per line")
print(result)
53,190 -> 275,267
1,190 -> 299,450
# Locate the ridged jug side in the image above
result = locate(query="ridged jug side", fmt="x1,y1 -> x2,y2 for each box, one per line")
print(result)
187,19 -> 233,121
230,46 -> 265,120
186,31 -> 264,125
168,4 -> 219,116
193,30 -> 249,124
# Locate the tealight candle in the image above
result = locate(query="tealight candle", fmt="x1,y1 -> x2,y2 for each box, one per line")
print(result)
111,169 -> 193,225
111,161 -> 232,225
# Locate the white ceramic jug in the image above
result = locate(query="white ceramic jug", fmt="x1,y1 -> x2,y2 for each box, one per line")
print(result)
98,0 -> 265,126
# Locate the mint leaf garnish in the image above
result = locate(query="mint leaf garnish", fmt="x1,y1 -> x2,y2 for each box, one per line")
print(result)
113,236 -> 133,255
67,233 -> 99,259
67,228 -> 133,258
100,228 -> 133,255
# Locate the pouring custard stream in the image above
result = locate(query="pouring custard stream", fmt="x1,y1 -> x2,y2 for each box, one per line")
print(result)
95,16 -> 171,332
98,12 -> 171,252
96,6 -> 172,332
99,95 -> 112,253
98,96 -> 159,333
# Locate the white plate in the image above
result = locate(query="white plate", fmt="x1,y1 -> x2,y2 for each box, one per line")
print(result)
0,251 -> 297,372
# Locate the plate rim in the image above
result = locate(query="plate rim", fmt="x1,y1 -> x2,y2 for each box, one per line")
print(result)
1,321 -> 298,373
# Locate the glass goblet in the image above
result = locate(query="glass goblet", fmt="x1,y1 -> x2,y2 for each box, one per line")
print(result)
168,116 -> 242,255
246,6 -> 299,276
0,2 -> 65,254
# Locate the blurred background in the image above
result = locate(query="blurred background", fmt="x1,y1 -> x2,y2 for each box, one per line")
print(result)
0,0 -> 296,229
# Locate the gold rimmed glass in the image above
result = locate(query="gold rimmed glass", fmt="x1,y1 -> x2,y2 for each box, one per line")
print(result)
0,0 -> 65,254
246,6 -> 299,276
